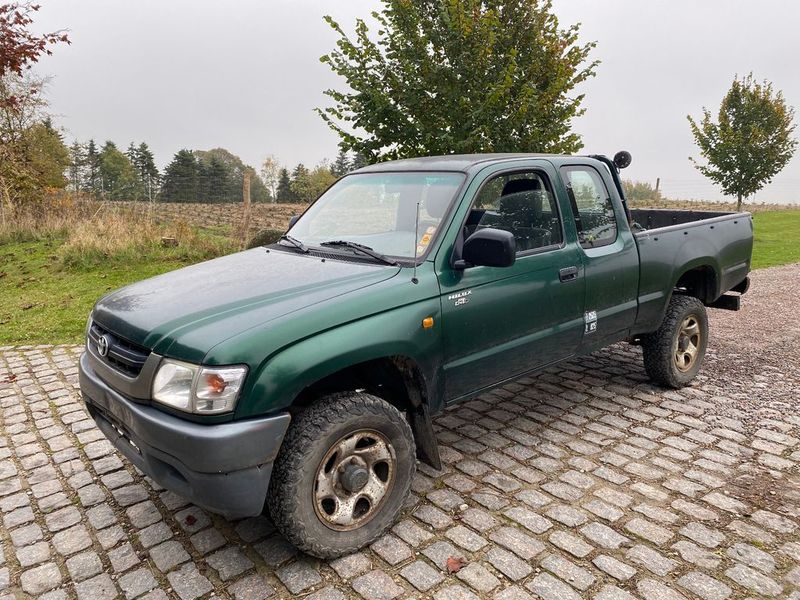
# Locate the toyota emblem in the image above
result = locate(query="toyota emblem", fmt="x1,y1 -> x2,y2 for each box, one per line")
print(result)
97,334 -> 112,357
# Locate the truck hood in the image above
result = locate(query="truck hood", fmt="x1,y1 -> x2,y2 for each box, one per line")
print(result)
92,248 -> 401,361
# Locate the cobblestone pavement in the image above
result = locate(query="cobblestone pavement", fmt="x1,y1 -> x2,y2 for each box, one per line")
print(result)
1,265 -> 800,599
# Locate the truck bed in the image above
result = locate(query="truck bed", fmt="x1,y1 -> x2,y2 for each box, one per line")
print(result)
630,209 -> 753,334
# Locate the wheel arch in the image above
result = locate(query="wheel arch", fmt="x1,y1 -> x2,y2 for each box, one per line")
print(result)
673,263 -> 719,304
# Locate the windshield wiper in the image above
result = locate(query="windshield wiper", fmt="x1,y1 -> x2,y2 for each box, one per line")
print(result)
320,240 -> 399,266
279,234 -> 308,253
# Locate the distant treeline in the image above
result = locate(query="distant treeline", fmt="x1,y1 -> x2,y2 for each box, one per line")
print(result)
67,141 -> 368,204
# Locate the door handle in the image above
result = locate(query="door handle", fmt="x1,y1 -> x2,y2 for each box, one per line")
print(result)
559,266 -> 579,282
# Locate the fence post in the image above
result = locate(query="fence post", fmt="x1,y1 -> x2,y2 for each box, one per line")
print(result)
240,172 -> 252,250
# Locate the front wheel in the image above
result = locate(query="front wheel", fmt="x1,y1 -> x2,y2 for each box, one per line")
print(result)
267,392 -> 416,558
641,295 -> 709,388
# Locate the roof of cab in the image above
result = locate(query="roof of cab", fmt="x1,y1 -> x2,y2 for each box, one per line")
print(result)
353,153 -> 569,173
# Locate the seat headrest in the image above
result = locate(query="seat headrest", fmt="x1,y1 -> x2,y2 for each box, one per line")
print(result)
501,178 -> 542,196
424,184 -> 454,219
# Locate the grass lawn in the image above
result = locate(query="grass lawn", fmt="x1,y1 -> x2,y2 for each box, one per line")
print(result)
1,229 -> 234,346
1,210 -> 798,346
751,210 -> 800,270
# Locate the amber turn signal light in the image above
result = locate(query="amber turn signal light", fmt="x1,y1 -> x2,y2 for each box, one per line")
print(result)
422,317 -> 434,329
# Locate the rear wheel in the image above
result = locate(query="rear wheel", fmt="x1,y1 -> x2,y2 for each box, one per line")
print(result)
267,392 -> 416,558
642,295 -> 708,388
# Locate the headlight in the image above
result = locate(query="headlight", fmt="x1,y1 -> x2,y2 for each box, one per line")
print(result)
152,359 -> 247,415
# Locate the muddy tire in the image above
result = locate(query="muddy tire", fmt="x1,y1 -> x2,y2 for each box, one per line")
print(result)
642,295 -> 709,389
267,392 -> 416,558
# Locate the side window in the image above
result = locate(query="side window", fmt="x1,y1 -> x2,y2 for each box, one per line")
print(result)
469,171 -> 563,254
561,167 -> 617,248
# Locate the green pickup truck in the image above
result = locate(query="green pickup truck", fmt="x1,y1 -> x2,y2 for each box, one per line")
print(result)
79,152 -> 753,557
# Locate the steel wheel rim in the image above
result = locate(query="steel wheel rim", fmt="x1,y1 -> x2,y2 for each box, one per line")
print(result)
674,314 -> 702,372
313,429 -> 396,531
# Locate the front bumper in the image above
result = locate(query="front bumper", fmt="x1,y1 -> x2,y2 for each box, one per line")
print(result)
79,351 -> 290,519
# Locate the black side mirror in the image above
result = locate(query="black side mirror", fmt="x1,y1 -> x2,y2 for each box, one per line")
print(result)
288,215 -> 300,228
455,228 -> 516,269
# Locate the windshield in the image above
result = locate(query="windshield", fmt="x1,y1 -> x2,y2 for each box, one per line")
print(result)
286,172 -> 465,260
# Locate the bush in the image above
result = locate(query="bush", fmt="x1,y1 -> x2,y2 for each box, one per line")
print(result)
247,228 -> 284,249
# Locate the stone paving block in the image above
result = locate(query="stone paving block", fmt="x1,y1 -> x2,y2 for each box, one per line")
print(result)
540,553 -> 595,591
592,555 -> 636,581
486,547 -> 532,581
352,569 -> 404,600
277,559 -> 323,594
52,523 -> 92,555
490,526 -> 546,560
445,525 -> 488,552
637,578 -> 689,600
548,530 -> 593,558
623,517 -> 673,545
456,562 -> 501,592
625,544 -> 678,576
370,533 -> 412,565
400,559 -> 444,591
166,563 -> 214,600
206,546 -> 254,580
526,572 -> 581,600
119,568 -> 158,599
724,563 -> 783,597
66,550 -> 103,582
75,573 -> 117,600
228,573 -> 275,599
20,562 -> 62,595
16,541 -> 50,567
149,540 -> 190,572
677,571 -> 732,600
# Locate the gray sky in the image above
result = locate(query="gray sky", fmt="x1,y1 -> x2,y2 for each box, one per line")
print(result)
34,0 -> 800,204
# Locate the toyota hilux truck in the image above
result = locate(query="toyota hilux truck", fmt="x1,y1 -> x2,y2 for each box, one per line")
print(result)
79,152 -> 753,557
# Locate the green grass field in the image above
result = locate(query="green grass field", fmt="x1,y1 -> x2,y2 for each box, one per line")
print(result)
751,210 -> 800,269
1,210 -> 798,345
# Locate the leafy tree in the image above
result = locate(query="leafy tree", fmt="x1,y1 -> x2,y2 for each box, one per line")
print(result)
689,74 -> 797,210
198,155 -> 231,203
160,149 -> 200,202
331,149 -> 350,177
275,167 -> 294,203
260,155 -> 280,202
0,73 -> 67,212
0,2 -> 69,109
307,164 -> 337,200
622,180 -> 664,204
98,141 -> 140,200
289,163 -> 311,202
318,0 -> 597,161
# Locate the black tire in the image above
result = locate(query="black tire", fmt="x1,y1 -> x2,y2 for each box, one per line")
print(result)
267,392 -> 416,558
642,295 -> 709,389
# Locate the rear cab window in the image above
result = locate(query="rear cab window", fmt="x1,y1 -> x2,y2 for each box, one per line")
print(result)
560,166 -> 618,249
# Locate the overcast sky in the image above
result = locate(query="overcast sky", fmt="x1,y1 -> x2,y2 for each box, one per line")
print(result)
33,0 -> 800,204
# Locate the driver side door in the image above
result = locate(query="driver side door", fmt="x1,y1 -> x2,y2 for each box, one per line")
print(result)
437,163 -> 586,403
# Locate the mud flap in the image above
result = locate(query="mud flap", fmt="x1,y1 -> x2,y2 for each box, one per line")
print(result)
408,404 -> 442,471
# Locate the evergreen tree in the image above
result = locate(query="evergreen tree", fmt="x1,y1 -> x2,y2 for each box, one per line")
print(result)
349,152 -> 368,171
331,149 -> 350,177
289,163 -> 311,202
85,139 -> 101,195
160,149 -> 199,202
131,142 -> 159,200
68,141 -> 85,194
98,141 -> 140,200
276,168 -> 293,203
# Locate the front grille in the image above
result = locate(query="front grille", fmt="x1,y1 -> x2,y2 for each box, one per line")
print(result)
88,323 -> 150,377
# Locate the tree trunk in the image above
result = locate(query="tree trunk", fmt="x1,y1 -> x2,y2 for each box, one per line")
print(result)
737,193 -> 743,212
